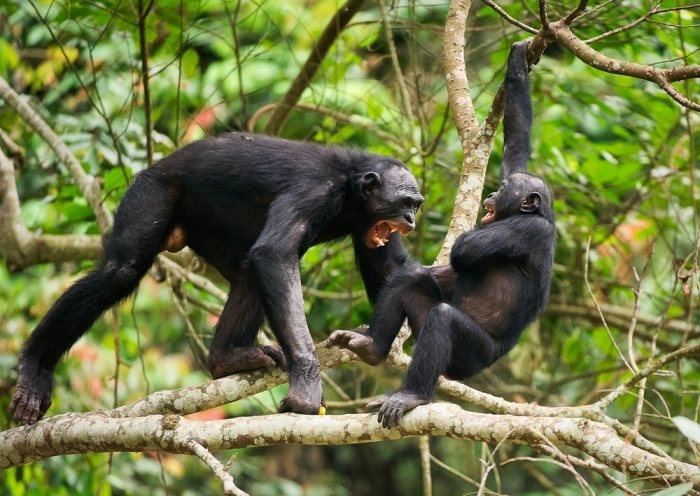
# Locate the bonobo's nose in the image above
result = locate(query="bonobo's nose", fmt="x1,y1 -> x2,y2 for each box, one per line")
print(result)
487,192 -> 495,199
404,213 -> 416,229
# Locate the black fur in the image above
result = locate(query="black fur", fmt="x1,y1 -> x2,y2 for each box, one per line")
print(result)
328,41 -> 556,428
11,133 -> 423,424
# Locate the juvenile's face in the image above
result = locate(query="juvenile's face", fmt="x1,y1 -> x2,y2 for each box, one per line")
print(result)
482,173 -> 550,225
360,164 -> 423,248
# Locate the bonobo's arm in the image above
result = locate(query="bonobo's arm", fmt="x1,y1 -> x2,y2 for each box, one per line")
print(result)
353,232 -> 409,304
450,216 -> 552,272
248,188 -> 340,414
502,41 -> 532,179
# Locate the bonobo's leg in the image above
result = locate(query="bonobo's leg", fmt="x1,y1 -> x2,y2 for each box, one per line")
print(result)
370,303 -> 496,428
247,191 -> 338,415
327,262 -> 443,364
207,269 -> 285,378
11,170 -> 178,424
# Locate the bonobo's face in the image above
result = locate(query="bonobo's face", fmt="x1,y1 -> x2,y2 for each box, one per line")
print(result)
482,172 -> 552,225
357,162 -> 423,248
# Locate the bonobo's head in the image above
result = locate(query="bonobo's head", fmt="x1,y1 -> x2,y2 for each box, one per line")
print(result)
353,159 -> 423,248
482,172 -> 553,225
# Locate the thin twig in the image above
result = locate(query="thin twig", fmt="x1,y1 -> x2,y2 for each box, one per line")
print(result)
419,436 -> 432,496
0,77 -> 112,232
480,0 -> 538,33
594,342 -> 700,410
583,237 -> 634,372
563,0 -> 589,25
264,0 -> 365,135
377,0 -> 417,137
137,0 -> 154,166
187,439 -> 249,496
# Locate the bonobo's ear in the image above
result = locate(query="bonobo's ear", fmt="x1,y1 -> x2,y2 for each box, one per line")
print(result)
520,192 -> 541,213
360,172 -> 382,198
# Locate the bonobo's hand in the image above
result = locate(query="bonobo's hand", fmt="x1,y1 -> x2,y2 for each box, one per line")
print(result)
367,389 -> 430,429
508,40 -> 531,76
326,330 -> 384,365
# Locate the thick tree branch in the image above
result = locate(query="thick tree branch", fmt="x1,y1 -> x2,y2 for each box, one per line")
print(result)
108,344 -> 358,418
0,77 -> 112,232
437,3 -> 551,262
2,403 -> 698,489
263,0 -> 365,135
549,21 -> 700,111
443,0 -> 479,147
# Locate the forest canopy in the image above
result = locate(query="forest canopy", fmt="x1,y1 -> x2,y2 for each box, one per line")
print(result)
0,1 -> 698,495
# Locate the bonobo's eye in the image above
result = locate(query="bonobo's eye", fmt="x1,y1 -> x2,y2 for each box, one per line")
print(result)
404,198 -> 422,210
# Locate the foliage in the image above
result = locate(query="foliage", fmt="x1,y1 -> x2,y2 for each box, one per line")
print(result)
0,0 -> 698,494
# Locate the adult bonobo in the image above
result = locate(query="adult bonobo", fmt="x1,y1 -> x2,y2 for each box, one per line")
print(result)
11,133 -> 423,424
328,41 -> 556,428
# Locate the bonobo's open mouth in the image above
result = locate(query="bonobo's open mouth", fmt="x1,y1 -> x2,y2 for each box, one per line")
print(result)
364,220 -> 414,248
482,198 -> 496,225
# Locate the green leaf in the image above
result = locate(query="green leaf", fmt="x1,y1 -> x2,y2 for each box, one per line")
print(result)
672,416 -> 700,443
649,482 -> 693,496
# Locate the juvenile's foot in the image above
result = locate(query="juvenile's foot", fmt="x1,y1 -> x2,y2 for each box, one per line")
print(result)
10,369 -> 53,425
208,345 -> 286,379
326,330 -> 384,365
367,389 -> 430,429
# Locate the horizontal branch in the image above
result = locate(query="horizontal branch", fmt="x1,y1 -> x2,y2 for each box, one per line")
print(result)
108,344 -> 358,418
2,403 -> 698,489
549,21 -> 700,111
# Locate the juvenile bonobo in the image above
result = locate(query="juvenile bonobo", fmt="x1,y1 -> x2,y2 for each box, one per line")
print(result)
11,134 -> 423,424
328,41 -> 556,428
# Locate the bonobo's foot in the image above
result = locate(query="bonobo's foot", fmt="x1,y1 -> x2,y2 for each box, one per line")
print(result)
326,330 -> 385,365
367,389 -> 430,429
10,367 -> 54,425
278,358 -> 323,415
208,345 -> 287,379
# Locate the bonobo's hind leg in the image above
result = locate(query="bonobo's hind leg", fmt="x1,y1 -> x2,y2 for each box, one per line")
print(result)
371,303 -> 497,429
207,269 -> 286,378
327,262 -> 442,364
11,170 -> 178,424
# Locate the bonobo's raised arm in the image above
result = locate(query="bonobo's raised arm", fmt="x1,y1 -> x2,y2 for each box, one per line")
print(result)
502,41 -> 532,179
